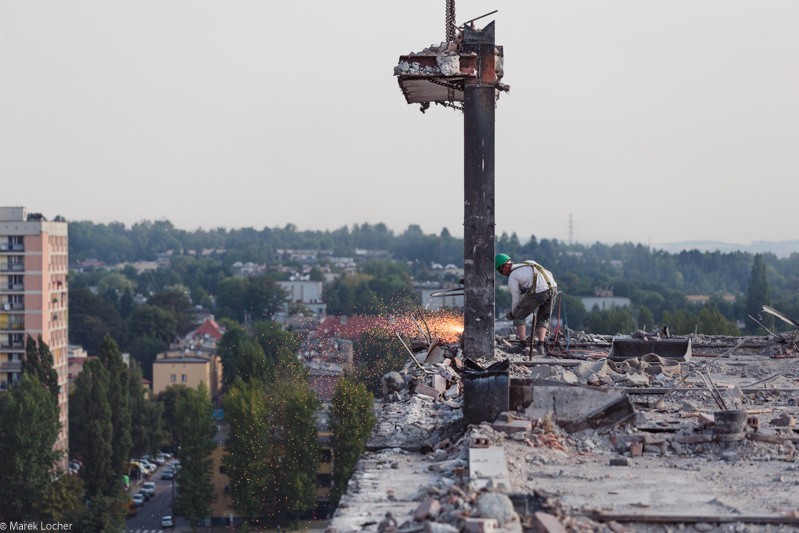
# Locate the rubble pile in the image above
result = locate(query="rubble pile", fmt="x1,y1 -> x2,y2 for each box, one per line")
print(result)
330,329 -> 799,532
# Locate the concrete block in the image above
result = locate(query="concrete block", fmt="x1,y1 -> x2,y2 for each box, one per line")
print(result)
463,518 -> 499,533
414,497 -> 441,521
629,442 -> 643,457
532,512 -> 567,533
432,374 -> 448,393
416,383 -> 442,400
529,381 -> 635,433
492,419 -> 532,434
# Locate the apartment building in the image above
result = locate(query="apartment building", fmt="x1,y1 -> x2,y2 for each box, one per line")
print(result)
0,207 -> 69,460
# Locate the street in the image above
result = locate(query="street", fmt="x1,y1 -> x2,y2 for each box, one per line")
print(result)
124,468 -> 184,533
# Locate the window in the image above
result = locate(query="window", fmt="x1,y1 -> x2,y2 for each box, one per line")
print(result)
170,374 -> 176,382
181,374 -> 187,383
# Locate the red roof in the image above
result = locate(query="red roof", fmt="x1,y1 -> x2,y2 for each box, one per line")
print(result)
192,318 -> 224,340
315,316 -> 390,341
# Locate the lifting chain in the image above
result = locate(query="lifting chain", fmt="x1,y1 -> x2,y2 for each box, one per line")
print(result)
446,0 -> 456,42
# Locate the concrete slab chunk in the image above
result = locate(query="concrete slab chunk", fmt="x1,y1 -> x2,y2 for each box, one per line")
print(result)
527,381 -> 635,433
469,446 -> 511,491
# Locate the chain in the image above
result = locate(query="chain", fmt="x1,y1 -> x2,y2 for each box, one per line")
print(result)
446,0 -> 456,42
437,101 -> 464,112
429,77 -> 464,93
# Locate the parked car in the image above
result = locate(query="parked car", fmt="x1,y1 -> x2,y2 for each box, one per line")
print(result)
161,515 -> 174,529
160,469 -> 174,480
131,494 -> 144,507
142,481 -> 156,497
154,454 -> 166,465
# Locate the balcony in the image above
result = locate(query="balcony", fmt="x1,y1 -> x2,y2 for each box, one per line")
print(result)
0,361 -> 22,373
0,342 -> 24,350
1,302 -> 24,311
0,323 -> 25,331
0,264 -> 24,273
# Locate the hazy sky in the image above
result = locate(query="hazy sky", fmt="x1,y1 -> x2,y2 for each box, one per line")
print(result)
2,1 -> 797,248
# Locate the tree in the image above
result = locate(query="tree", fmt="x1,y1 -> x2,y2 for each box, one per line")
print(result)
38,475 -> 87,524
354,328 -> 407,395
224,379 -> 271,522
173,384 -> 216,530
127,304 -> 178,344
697,304 -> 741,336
0,374 -> 61,520
585,307 -> 636,335
73,492 -> 127,532
264,367 -> 318,520
252,320 -> 300,368
22,334 -> 59,399
70,359 -> 115,497
157,384 -> 191,450
218,326 -> 268,390
148,287 -> 195,335
331,376 -> 376,504
130,361 -> 165,456
97,334 -> 132,477
746,253 -> 773,333
68,286 -> 123,353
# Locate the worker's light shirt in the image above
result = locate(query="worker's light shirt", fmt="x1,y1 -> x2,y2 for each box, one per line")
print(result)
507,261 -> 557,311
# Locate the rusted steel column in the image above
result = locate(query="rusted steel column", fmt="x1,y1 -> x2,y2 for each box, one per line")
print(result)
462,22 -> 496,359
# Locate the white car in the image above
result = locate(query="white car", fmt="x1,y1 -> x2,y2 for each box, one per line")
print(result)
161,515 -> 174,529
131,494 -> 145,507
142,481 -> 156,497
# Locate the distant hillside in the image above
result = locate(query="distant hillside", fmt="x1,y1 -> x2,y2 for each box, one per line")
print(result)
655,240 -> 799,258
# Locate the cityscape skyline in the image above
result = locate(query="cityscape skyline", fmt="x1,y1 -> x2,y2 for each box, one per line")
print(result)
3,2 -> 798,248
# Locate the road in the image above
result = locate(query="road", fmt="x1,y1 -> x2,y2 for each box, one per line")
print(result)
124,466 -> 183,532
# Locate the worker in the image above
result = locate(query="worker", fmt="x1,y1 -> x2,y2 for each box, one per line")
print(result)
495,253 -> 558,356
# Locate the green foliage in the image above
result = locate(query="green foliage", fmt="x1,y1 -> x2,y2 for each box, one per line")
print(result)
663,304 -> 741,335
73,492 -> 127,532
354,328 -> 407,395
97,334 -> 133,477
252,320 -> 301,367
156,385 -> 191,450
68,286 -> 124,354
69,359 -> 115,497
746,253 -> 773,333
130,361 -> 165,456
173,384 -> 216,527
38,474 -> 86,523
331,377 -> 376,504
0,374 -> 61,520
325,261 -> 416,316
148,287 -> 195,335
224,371 -> 318,521
127,304 -> 178,343
215,275 -> 286,323
22,334 -> 59,399
265,367 -> 319,518
585,307 -> 637,335
223,379 -> 271,521
219,326 -> 269,391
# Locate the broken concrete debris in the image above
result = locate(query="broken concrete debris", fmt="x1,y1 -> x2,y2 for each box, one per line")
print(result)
329,329 -> 799,532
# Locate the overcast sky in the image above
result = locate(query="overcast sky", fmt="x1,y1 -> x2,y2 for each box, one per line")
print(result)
2,1 -> 797,249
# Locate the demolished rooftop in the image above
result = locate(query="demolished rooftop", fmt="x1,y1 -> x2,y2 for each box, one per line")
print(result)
328,328 -> 799,532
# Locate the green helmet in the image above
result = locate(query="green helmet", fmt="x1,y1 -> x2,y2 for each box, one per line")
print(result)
495,253 -> 511,271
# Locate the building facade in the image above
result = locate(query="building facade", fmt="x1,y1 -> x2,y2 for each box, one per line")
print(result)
0,207 -> 69,460
151,352 -> 222,400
